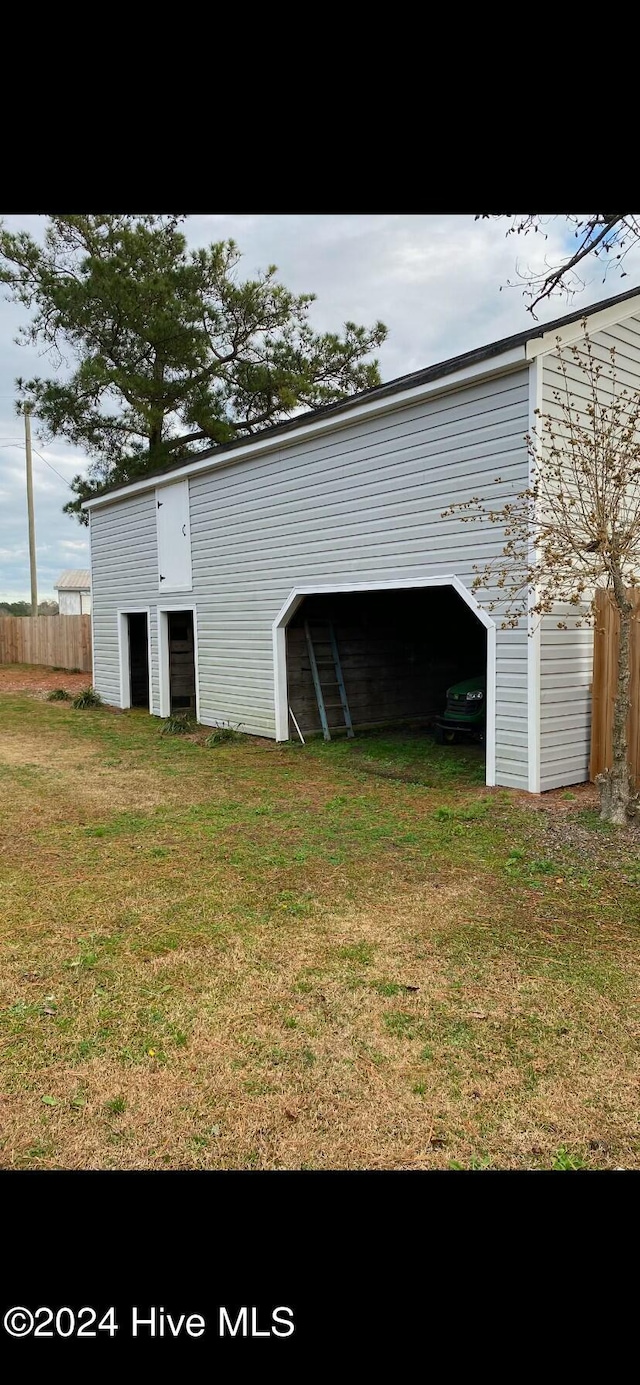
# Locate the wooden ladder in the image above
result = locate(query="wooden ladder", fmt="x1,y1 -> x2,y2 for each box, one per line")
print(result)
304,619 -> 354,741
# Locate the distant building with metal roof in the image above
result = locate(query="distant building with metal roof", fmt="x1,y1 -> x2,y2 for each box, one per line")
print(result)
54,569 -> 91,615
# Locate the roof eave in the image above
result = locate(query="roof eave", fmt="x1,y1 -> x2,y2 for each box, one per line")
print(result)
82,342 -> 528,512
81,281 -> 640,513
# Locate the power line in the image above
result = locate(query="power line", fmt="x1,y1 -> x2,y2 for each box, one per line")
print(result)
0,439 -> 72,487
32,448 -> 72,488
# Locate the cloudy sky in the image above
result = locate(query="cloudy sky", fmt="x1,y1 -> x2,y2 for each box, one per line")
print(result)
2,213 -> 639,602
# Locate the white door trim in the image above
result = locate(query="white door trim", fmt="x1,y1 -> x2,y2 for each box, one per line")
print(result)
272,574 -> 497,787
527,358 -> 542,793
117,607 -> 153,713
157,603 -> 200,722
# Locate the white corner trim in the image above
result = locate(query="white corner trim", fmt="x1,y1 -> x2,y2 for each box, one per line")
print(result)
525,294 -> 640,359
527,619 -> 542,794
117,607 -> 153,713
272,574 -> 497,788
527,358 -> 542,793
157,603 -> 200,722
88,511 -> 96,688
81,346 -> 527,512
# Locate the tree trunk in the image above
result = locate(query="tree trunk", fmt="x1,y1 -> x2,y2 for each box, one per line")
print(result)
149,352 -> 165,459
149,420 -> 163,456
597,572 -> 635,825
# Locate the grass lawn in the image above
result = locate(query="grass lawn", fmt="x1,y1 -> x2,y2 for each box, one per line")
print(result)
1,666 -> 639,1170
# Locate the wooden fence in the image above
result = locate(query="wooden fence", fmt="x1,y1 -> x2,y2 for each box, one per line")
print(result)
590,588 -> 640,788
0,615 -> 92,673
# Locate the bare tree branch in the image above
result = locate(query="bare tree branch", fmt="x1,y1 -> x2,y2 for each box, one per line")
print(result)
479,214 -> 640,315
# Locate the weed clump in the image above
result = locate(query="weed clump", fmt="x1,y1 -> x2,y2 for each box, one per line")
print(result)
205,721 -> 243,747
72,686 -> 102,709
161,714 -> 193,736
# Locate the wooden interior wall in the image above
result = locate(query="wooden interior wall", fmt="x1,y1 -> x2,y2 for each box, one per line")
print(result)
168,611 -> 196,713
286,590 -> 486,736
128,613 -> 149,708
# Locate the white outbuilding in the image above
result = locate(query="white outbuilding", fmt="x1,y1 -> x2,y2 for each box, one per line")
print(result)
54,569 -> 91,615
83,287 -> 640,793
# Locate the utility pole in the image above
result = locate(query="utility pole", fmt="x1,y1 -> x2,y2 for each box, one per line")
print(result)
24,405 -> 38,617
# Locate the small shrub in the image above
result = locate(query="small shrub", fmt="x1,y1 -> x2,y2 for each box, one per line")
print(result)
72,686 -> 102,709
47,688 -> 71,702
160,713 -> 193,736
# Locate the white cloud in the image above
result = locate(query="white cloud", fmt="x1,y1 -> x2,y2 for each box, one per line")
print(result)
0,545 -> 27,560
2,213 -> 640,600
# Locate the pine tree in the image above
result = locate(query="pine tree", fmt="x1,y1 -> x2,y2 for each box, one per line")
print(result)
0,216 -> 387,522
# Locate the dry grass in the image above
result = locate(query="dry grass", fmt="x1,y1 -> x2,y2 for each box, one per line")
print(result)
0,666 -> 639,1170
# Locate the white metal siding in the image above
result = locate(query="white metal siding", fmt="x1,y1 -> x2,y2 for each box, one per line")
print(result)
539,612 -> 593,790
90,493 -> 161,712
539,313 -> 640,789
90,369 -> 531,786
58,590 -> 81,615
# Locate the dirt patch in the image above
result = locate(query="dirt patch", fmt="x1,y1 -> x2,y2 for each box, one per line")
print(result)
514,779 -> 640,871
535,782 -> 600,814
0,664 -> 89,695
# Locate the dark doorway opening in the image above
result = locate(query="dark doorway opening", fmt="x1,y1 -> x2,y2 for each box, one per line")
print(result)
128,612 -> 149,710
168,610 -> 196,714
286,587 -> 487,742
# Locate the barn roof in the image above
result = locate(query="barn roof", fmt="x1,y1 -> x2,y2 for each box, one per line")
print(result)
83,282 -> 640,508
54,569 -> 91,591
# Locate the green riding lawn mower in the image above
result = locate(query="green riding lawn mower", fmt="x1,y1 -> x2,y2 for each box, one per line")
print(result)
434,674 -> 486,744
